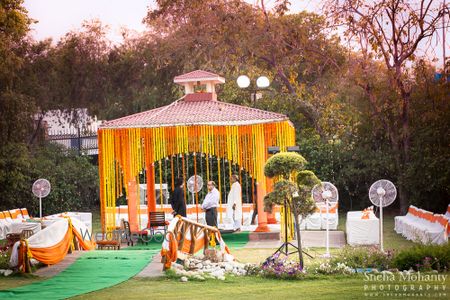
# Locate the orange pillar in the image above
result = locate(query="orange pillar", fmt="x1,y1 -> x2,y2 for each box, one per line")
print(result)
254,182 -> 269,232
127,178 -> 139,231
146,162 -> 156,228
147,162 -> 156,213
265,177 -> 277,224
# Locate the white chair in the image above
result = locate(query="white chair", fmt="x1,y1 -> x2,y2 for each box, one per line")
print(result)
421,215 -> 448,245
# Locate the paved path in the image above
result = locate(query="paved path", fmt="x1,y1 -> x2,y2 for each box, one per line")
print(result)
34,251 -> 84,277
135,253 -> 164,278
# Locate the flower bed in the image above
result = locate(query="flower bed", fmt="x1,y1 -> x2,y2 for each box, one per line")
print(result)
0,247 -> 10,269
330,246 -> 394,270
313,262 -> 354,275
0,247 -> 14,276
259,253 -> 306,279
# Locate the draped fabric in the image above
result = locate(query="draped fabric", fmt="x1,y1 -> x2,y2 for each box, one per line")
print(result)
11,218 -> 96,272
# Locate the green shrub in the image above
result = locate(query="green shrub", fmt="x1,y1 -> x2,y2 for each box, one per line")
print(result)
392,244 -> 450,272
330,246 -> 394,270
0,142 -> 99,215
264,152 -> 307,178
0,249 -> 10,269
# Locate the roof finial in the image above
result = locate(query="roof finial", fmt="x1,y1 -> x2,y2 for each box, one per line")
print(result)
173,70 -> 225,102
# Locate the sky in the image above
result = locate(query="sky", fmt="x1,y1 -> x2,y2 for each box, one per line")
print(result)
23,0 -> 447,68
22,0 -> 319,42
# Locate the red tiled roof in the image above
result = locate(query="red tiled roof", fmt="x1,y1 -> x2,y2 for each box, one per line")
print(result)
101,98 -> 289,128
174,70 -> 225,83
184,93 -> 216,102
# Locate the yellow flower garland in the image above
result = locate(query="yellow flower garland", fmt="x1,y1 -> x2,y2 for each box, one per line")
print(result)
98,121 -> 295,231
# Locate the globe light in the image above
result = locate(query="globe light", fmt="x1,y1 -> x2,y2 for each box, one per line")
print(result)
256,76 -> 270,88
236,75 -> 250,88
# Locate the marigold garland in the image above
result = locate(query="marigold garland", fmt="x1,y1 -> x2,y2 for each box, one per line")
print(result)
98,121 -> 295,231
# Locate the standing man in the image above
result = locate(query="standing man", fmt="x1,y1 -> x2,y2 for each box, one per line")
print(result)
226,175 -> 242,231
201,181 -> 219,227
170,177 -> 186,217
251,181 -> 258,225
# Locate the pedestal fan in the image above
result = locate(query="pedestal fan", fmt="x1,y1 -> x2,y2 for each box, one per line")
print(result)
187,175 -> 203,221
312,181 -> 338,257
369,179 -> 397,252
32,179 -> 51,219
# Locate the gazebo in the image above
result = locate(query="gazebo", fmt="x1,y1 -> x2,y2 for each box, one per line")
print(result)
98,70 -> 295,232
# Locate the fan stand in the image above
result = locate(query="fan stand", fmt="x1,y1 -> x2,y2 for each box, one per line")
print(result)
379,196 -> 384,252
192,191 -> 197,222
322,199 -> 331,258
272,199 -> 313,259
39,195 -> 42,219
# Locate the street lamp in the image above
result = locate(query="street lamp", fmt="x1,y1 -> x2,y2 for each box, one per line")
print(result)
267,146 -> 280,154
237,75 -> 270,106
267,145 -> 300,155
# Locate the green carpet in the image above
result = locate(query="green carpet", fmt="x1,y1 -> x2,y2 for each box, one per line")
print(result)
221,232 -> 249,249
0,233 -> 247,299
125,232 -> 249,251
124,240 -> 163,251
0,249 -> 158,300
125,232 -> 249,250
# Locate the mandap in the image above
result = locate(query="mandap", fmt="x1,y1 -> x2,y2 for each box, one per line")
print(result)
97,70 -> 295,233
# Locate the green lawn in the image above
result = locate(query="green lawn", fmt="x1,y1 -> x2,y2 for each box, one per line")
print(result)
72,276 -> 367,300
0,274 -> 41,290
1,211 -> 427,299
72,274 -> 450,300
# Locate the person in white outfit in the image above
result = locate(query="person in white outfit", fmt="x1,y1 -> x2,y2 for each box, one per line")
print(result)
226,175 -> 242,230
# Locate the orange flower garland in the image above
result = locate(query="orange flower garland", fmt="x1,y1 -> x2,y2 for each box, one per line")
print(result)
98,121 -> 295,231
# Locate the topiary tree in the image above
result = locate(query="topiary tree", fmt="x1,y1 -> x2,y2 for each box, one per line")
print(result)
264,152 -> 320,268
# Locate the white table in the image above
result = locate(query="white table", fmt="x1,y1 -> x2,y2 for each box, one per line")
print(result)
10,222 -> 42,234
0,221 -> 42,239
346,211 -> 379,245
45,212 -> 92,232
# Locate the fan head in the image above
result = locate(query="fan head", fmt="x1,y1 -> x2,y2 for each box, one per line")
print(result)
187,175 -> 203,193
312,182 -> 339,204
32,179 -> 51,198
369,179 -> 397,207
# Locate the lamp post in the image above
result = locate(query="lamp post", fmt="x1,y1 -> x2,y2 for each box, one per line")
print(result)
236,75 -> 270,107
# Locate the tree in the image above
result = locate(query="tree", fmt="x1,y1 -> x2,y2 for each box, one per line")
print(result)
17,20 -> 113,144
325,0 -> 448,213
30,144 -> 99,214
144,0 -> 347,133
264,152 -> 320,269
0,143 -> 33,210
0,0 -> 32,90
0,0 -> 36,145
